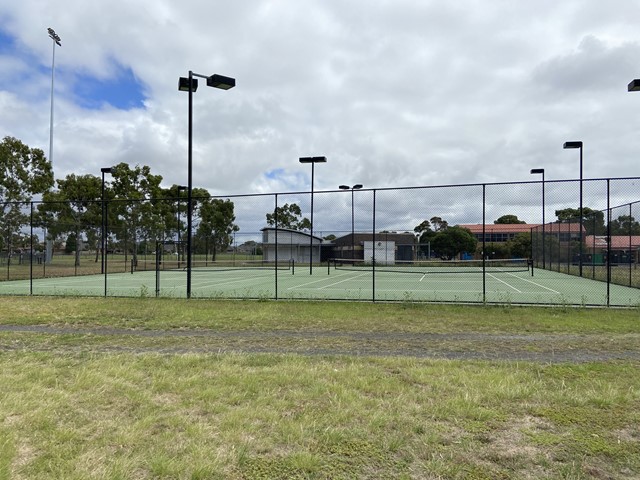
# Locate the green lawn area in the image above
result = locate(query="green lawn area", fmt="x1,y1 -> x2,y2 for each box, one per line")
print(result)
1,297 -> 639,479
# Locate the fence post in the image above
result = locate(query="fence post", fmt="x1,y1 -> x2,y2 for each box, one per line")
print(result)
482,184 -> 486,304
372,189 -> 376,302
155,240 -> 160,298
104,201 -> 108,297
30,202 -> 33,295
607,180 -> 611,307
274,194 -> 278,300
629,202 -> 633,287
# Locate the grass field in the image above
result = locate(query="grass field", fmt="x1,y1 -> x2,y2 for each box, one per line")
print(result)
1,297 -> 639,479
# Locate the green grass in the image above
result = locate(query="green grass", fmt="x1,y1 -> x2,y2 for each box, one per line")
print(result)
1,296 -> 638,333
1,297 -> 639,479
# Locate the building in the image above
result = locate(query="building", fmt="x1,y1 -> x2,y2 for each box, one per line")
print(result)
332,232 -> 416,261
459,223 -> 539,243
459,223 -> 584,243
585,235 -> 640,264
261,228 -> 324,264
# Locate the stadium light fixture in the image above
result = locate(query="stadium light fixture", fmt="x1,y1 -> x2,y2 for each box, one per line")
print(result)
563,141 -> 584,277
47,27 -> 61,166
628,79 -> 640,91
339,184 -> 363,259
179,71 -> 235,298
299,156 -> 327,274
530,168 -> 545,269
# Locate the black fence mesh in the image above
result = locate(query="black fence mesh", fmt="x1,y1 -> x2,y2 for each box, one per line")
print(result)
1,177 -> 639,306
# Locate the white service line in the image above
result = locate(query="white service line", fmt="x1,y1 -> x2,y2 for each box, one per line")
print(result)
188,272 -> 274,289
487,273 -> 522,293
317,272 -> 371,290
287,272 -> 369,290
504,272 -> 561,294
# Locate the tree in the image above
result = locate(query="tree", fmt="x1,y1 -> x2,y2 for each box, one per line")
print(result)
414,216 -> 449,240
430,226 -> 477,259
507,232 -> 532,259
38,174 -> 102,265
414,219 -> 432,237
266,203 -> 311,230
64,233 -> 77,254
609,215 -> 640,235
108,163 -> 163,265
430,216 -> 449,232
494,214 -> 526,224
195,198 -> 239,261
476,242 -> 511,259
158,184 -> 200,261
555,207 -> 605,235
414,216 -> 449,257
0,136 -> 54,255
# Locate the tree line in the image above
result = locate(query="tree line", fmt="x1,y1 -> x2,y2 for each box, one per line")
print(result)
2,136 -> 639,263
0,137 -> 238,265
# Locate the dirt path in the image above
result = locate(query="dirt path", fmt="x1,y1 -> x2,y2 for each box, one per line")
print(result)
1,324 -> 639,363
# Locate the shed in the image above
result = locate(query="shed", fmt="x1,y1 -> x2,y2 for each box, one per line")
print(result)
261,228 -> 324,264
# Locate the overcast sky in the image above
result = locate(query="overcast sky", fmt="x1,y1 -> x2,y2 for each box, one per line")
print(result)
1,1 -> 639,234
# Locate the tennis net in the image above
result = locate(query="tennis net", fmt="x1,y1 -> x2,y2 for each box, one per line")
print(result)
155,258 -> 295,274
329,258 -> 532,276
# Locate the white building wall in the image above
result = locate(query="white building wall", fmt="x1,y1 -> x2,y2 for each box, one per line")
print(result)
364,241 -> 395,265
261,228 -> 323,264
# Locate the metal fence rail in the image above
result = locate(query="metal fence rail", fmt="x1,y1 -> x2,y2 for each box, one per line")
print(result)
1,177 -> 639,306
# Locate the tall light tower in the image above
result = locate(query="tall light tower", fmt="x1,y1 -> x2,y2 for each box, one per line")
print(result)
530,169 -> 545,269
563,141 -> 583,277
299,156 -> 327,274
178,71 -> 235,298
339,184 -> 363,259
47,28 -> 61,164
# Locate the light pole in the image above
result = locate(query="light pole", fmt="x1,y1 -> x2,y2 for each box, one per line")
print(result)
176,185 -> 187,266
47,28 -> 61,165
100,167 -> 113,274
178,71 -> 235,298
530,169 -> 545,269
563,141 -> 583,276
299,156 -> 327,274
339,184 -> 363,259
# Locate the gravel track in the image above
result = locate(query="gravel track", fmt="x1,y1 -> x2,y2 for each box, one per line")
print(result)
1,324 -> 639,363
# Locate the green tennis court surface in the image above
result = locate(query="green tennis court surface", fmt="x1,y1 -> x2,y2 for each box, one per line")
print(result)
1,265 -> 639,306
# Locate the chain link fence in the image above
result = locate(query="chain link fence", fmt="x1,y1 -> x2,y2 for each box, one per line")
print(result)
1,177 -> 639,306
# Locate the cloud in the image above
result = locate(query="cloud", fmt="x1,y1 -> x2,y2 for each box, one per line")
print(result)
1,0 -> 639,238
533,35 -> 639,96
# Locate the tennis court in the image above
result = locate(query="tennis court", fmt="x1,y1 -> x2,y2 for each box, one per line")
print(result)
1,260 -> 639,306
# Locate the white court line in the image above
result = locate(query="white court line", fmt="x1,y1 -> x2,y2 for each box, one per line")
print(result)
503,272 -> 561,294
186,272 -> 275,289
287,272 -> 369,290
317,272 -> 371,290
487,273 -> 522,293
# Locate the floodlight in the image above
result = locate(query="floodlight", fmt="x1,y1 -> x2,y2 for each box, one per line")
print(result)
178,77 -> 198,92
628,79 -> 640,92
207,74 -> 236,90
299,156 -> 327,163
